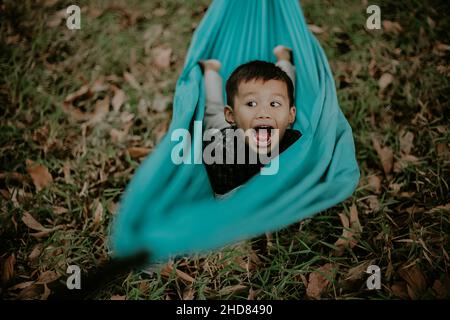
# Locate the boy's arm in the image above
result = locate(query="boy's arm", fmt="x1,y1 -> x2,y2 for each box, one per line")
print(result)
203,69 -> 230,131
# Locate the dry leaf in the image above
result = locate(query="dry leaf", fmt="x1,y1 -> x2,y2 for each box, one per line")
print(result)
47,9 -> 67,28
160,262 -> 195,283
111,295 -> 127,300
345,260 -> 374,281
22,212 -> 47,232
29,244 -> 44,262
382,20 -> 403,34
398,265 -> 427,299
8,281 -> 34,291
127,147 -> 151,158
366,195 -> 380,213
182,286 -> 195,300
378,73 -> 394,92
124,72 -> 141,91
17,283 -> 44,300
334,205 -> 362,255
432,278 -> 450,299
435,42 -> 450,52
306,263 -> 334,299
89,96 -> 110,124
92,200 -> 103,228
26,159 -> 53,191
219,285 -> 247,296
53,206 -> 68,215
399,130 -> 414,155
63,162 -> 73,184
368,175 -> 382,194
308,24 -> 325,34
2,254 -> 16,284
36,270 -> 59,284
152,47 -> 172,71
394,154 -> 420,172
151,94 -> 171,113
389,182 -> 403,194
112,87 -> 126,112
110,128 -> 127,144
372,136 -> 394,175
428,203 -> 450,214
22,212 -> 62,238
391,281 -> 409,299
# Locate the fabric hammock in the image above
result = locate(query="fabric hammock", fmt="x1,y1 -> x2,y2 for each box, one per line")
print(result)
111,0 -> 360,262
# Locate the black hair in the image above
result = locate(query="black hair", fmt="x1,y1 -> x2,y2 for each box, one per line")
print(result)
225,60 -> 295,108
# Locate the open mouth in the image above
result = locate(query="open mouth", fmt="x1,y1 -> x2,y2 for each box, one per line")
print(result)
251,125 -> 275,147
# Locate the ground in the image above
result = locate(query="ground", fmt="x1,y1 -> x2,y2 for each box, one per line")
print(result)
1,0 -> 449,300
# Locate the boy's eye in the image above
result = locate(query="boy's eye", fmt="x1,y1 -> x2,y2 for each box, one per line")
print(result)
246,101 -> 257,107
271,101 -> 282,107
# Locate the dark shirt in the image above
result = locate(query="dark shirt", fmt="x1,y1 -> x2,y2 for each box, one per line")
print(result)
203,127 -> 301,195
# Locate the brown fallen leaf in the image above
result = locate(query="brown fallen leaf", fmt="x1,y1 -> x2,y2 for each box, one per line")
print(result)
391,281 -> 409,299
53,206 -> 68,215
29,244 -> 44,262
372,136 -> 394,175
8,281 -> 34,291
92,200 -> 103,228
398,264 -> 427,299
89,96 -> 110,124
367,175 -> 382,194
308,24 -> 325,34
22,212 -> 63,238
378,73 -> 394,93
22,212 -> 47,232
182,286 -> 195,300
219,285 -> 247,296
152,46 -> 172,71
151,93 -> 171,113
26,159 -> 53,191
435,42 -> 450,52
432,278 -> 450,299
382,20 -> 403,34
428,203 -> 450,214
366,195 -> 381,213
111,295 -> 127,300
124,72 -> 141,91
394,154 -> 420,173
160,262 -> 195,284
111,87 -> 126,112
2,253 -> 16,284
306,263 -> 335,299
399,130 -> 414,155
17,283 -> 44,300
36,270 -> 60,284
334,205 -> 362,255
127,147 -> 151,159
345,260 -> 375,281
47,9 -> 68,28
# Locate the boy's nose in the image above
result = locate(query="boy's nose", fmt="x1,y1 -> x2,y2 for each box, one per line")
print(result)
255,105 -> 272,119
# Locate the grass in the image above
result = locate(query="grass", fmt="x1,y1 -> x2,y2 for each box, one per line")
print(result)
1,0 -> 449,300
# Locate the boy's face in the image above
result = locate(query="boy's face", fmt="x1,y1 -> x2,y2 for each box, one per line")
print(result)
224,79 -> 296,154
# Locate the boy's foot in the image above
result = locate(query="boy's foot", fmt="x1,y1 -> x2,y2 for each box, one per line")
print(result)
199,59 -> 222,73
273,45 -> 293,63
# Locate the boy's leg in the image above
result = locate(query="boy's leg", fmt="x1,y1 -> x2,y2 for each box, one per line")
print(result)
201,60 -> 230,131
274,45 -> 296,92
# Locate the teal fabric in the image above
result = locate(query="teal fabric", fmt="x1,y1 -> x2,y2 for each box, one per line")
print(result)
111,0 -> 360,262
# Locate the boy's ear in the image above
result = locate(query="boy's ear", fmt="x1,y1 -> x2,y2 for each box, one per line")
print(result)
289,105 -> 297,124
224,105 -> 235,124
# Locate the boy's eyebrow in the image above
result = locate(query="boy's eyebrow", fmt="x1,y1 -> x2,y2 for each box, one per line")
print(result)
239,92 -> 288,99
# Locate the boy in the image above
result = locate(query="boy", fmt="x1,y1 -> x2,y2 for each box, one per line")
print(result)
201,46 -> 301,197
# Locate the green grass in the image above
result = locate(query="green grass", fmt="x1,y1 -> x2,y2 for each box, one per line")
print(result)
1,0 -> 449,300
